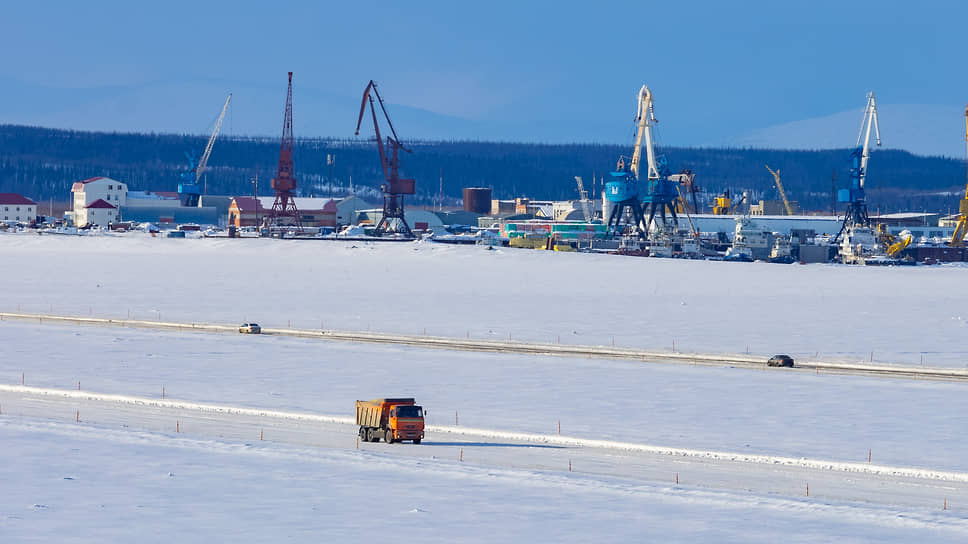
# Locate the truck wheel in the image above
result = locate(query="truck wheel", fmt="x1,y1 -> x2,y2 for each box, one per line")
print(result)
359,427 -> 367,441
384,429 -> 394,444
412,439 -> 421,445
369,429 -> 379,443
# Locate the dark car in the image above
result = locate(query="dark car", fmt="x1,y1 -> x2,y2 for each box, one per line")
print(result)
767,354 -> 794,367
239,323 -> 261,334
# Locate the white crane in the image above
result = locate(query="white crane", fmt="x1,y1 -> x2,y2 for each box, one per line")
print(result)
573,176 -> 592,222
855,91 -> 881,190
196,93 -> 233,184
630,85 -> 660,182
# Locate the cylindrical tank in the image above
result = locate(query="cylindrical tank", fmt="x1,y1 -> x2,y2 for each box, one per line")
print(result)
463,187 -> 492,214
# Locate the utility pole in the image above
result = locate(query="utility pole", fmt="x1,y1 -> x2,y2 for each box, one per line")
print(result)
251,174 -> 259,227
327,154 -> 335,199
438,167 -> 443,211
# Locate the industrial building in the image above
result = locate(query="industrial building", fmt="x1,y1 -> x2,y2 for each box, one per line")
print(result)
0,193 -> 37,223
123,191 -> 218,226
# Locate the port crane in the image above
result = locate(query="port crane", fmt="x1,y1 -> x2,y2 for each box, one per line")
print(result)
634,86 -> 679,231
835,91 -> 881,241
266,72 -> 302,231
355,80 -> 415,238
950,105 -> 968,247
765,164 -> 794,215
178,93 -> 232,207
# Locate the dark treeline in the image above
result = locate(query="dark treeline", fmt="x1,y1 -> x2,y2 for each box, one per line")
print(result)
1,124 -> 965,214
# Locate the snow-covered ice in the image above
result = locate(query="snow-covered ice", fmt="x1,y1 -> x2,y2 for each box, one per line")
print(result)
2,233 -> 967,540
1,234 -> 966,366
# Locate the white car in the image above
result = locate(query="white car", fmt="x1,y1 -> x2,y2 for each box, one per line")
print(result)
239,323 -> 261,334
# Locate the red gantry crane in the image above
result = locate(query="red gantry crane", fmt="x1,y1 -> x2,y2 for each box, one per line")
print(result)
266,72 -> 302,232
355,80 -> 416,238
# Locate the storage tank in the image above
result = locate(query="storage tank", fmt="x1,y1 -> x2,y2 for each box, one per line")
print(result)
463,187 -> 492,214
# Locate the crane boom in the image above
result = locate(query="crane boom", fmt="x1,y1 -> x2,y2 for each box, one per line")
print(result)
856,91 -> 881,189
196,93 -> 232,183
765,164 -> 794,215
574,176 -> 592,222
951,105 -> 968,247
630,86 -> 660,181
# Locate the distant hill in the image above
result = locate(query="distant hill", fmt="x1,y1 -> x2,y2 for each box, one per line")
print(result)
0,124 -> 965,214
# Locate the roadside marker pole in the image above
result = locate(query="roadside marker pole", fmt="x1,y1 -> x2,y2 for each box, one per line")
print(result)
455,411 -> 459,426
356,436 -> 359,449
944,498 -> 947,510
676,473 -> 679,485
459,448 -> 463,462
75,410 -> 79,422
77,381 -> 80,391
806,483 -> 809,497
260,428 -> 264,441
558,420 -> 561,435
569,460 -> 572,472
21,372 -> 24,386
176,421 -> 180,433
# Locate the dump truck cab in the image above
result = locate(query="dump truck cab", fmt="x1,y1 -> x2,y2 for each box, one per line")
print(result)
356,398 -> 425,444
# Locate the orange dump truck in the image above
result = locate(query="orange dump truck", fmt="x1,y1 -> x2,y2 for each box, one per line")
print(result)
355,398 -> 425,444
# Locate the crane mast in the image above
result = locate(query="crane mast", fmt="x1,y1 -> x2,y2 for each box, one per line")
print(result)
950,105 -> 968,247
631,86 -> 660,181
856,91 -> 881,190
573,176 -> 592,222
177,93 -> 232,207
835,91 -> 881,241
765,164 -> 794,215
196,93 -> 232,185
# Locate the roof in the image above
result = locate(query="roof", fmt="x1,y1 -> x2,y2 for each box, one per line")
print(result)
71,177 -> 124,192
85,199 -> 117,209
0,193 -> 37,205
256,196 -> 338,213
231,197 -> 264,212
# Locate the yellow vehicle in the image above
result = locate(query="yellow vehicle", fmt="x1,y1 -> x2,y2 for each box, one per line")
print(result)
356,398 -> 425,444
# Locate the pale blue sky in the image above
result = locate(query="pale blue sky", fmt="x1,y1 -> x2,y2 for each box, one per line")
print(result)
1,0 -> 965,155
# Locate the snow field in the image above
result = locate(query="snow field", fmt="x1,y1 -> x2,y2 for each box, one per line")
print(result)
3,321 -> 967,474
2,234 -> 968,366
4,419 -> 968,544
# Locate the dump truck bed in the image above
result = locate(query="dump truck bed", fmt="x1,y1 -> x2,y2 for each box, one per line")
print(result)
355,398 -> 415,428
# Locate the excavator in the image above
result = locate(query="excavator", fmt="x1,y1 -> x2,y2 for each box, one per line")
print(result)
877,224 -> 913,257
712,189 -> 747,215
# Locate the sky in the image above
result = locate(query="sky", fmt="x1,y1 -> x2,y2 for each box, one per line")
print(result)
0,0 -> 966,156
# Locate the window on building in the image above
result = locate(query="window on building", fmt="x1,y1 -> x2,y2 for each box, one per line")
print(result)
108,185 -> 113,190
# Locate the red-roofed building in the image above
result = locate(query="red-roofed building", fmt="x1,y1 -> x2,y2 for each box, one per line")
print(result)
71,177 -> 127,226
228,196 -> 338,228
0,193 -> 37,223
